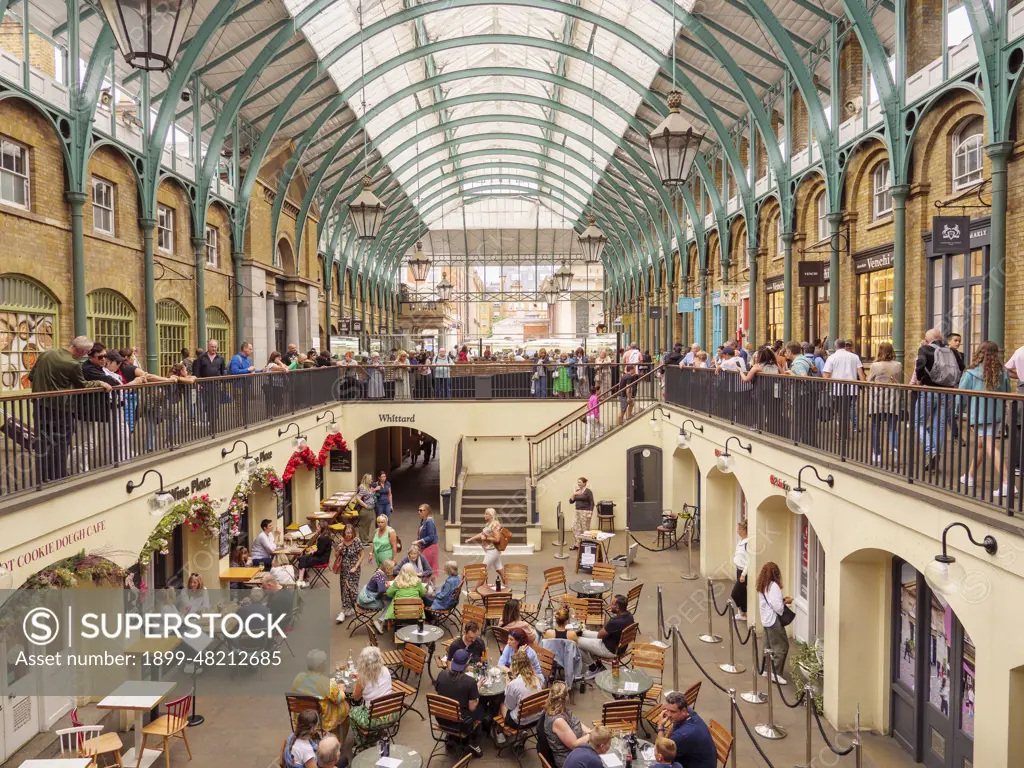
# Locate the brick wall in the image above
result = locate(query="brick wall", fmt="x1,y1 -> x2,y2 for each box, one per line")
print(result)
906,0 -> 943,75
0,20 -> 56,78
791,89 -> 809,154
839,36 -> 864,120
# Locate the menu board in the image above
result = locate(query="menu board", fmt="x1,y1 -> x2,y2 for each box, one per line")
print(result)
330,448 -> 352,472
218,514 -> 232,558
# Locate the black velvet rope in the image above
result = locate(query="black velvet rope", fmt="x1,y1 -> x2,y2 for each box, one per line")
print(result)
813,706 -> 857,756
731,700 -> 781,768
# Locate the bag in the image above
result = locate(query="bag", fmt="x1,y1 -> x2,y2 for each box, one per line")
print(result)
395,535 -> 403,553
495,526 -> 513,552
331,549 -> 343,574
779,605 -> 796,627
929,346 -> 961,387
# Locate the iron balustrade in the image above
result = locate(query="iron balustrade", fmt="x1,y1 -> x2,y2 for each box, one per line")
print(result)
664,366 -> 1024,516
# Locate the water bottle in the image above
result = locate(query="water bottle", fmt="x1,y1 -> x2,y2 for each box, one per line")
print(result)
625,750 -> 632,768
628,734 -> 637,761
346,652 -> 354,672
545,599 -> 554,624
380,735 -> 390,758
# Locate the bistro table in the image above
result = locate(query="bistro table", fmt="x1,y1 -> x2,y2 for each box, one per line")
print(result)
20,760 -> 93,767
219,566 -> 262,583
466,664 -> 507,726
594,668 -> 654,699
569,578 -> 611,597
609,736 -> 656,768
273,546 -> 303,566
396,624 -> 446,683
533,618 -> 583,637
474,584 -> 512,601
96,680 -> 176,768
351,744 -> 422,768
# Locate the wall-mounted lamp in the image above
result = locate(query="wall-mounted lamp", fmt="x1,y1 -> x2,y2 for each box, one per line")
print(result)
716,437 -> 751,474
317,410 -> 340,434
126,469 -> 174,515
222,439 -> 255,480
0,563 -> 14,590
924,522 -> 997,597
677,419 -> 704,448
786,464 -> 835,515
648,408 -> 663,436
279,422 -> 306,448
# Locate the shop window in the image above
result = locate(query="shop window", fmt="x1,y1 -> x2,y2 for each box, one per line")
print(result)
952,117 -> 984,191
91,177 -> 114,235
0,274 -> 57,391
205,306 -> 230,350
856,267 -> 894,359
0,137 -> 30,209
775,219 -> 784,260
927,249 -> 986,361
86,289 -> 135,354
205,224 -> 219,267
157,205 -> 174,253
873,161 -> 893,219
766,288 -> 784,343
155,299 -> 189,376
817,194 -> 828,242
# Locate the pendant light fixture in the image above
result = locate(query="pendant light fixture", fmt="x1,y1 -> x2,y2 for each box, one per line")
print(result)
348,0 -> 385,240
647,3 -> 706,186
98,0 -> 197,71
409,241 -> 431,282
578,43 -> 607,264
554,260 -> 574,293
436,272 -> 454,302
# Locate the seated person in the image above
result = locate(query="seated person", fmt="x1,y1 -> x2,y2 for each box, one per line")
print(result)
578,594 -> 633,673
292,649 -> 349,741
382,563 -> 426,625
563,725 -> 612,768
357,560 -> 395,633
434,649 -> 483,757
295,520 -> 332,588
500,649 -> 544,730
542,681 -> 591,768
501,599 -> 537,646
498,628 -> 542,679
446,621 -> 486,663
425,561 -> 461,611
251,518 -> 278,571
230,545 -> 250,568
315,736 -> 349,768
543,608 -> 578,642
260,573 -> 296,618
650,737 -> 683,768
283,709 -> 320,768
656,690 -> 716,768
396,544 -> 434,584
178,573 -> 210,615
348,647 -> 395,749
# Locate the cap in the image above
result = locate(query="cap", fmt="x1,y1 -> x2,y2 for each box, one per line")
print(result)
106,350 -> 125,363
450,649 -> 470,672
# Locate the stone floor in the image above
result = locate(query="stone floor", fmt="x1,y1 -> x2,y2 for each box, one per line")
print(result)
36,455 -> 918,768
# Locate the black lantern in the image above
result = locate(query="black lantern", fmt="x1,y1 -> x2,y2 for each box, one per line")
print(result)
554,261 -> 574,293
98,0 -> 198,71
436,272 -> 453,302
647,91 -> 706,186
348,175 -> 386,240
578,214 -> 607,265
408,242 -> 431,282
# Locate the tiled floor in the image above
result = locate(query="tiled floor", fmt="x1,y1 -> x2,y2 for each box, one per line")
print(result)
45,456 -> 919,768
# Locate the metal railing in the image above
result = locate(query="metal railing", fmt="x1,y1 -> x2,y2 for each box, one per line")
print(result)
0,368 -> 341,500
664,366 -> 1024,515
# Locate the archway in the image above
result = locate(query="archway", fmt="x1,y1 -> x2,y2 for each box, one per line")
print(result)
701,466 -> 743,578
276,238 -> 296,274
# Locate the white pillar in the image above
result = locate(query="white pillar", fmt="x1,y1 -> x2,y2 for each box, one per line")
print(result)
265,297 -> 276,361
285,301 -> 300,351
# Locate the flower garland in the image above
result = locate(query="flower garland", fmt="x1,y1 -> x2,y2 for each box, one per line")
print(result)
139,495 -> 221,565
226,466 -> 284,537
24,551 -> 125,589
317,432 -> 349,466
282,446 -> 320,484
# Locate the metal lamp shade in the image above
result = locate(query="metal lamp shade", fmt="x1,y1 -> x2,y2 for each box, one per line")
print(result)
647,92 -> 705,186
436,273 -> 454,302
99,0 -> 197,71
408,243 -> 431,282
543,281 -> 559,304
554,262 -> 574,293
348,176 -> 386,240
578,215 -> 607,265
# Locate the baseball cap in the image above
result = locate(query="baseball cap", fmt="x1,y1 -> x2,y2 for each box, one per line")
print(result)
106,350 -> 125,363
450,649 -> 470,672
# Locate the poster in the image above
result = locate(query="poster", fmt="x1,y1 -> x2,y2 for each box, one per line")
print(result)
330,448 -> 352,472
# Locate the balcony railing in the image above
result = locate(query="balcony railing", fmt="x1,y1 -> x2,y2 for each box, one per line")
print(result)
664,366 -> 1024,516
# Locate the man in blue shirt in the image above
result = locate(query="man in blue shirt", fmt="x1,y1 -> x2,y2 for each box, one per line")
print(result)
563,725 -> 612,768
681,344 -> 699,366
657,691 -> 716,768
229,342 -> 256,374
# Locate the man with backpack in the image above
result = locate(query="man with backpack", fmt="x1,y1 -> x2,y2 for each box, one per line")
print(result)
914,328 -> 965,470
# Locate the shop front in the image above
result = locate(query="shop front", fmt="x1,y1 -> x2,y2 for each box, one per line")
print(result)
853,246 -> 895,361
799,260 -> 830,344
791,514 -> 825,644
764,276 -> 785,344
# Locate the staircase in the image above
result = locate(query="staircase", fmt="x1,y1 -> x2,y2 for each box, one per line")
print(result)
458,474 -> 530,550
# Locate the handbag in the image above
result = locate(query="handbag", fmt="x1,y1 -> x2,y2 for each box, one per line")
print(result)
779,605 -> 796,627
331,548 -> 343,575
394,530 -> 403,553
495,527 -> 513,552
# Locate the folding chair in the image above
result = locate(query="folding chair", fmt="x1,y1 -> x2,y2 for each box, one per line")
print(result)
493,688 -> 549,765
625,583 -> 643,616
441,605 -> 485,659
347,603 -> 379,637
593,699 -> 642,733
57,724 -> 124,767
429,579 -> 464,636
390,643 -> 428,720
535,646 -> 555,681
489,626 -> 509,653
590,562 -> 616,592
504,564 -> 529,601
392,597 -> 425,631
542,567 -> 568,604
353,692 -> 406,751
285,693 -> 321,730
306,563 -> 331,588
584,598 -> 606,629
631,648 -> 665,736
366,625 -> 405,668
463,564 -> 489,604
136,691 -> 193,768
483,594 -> 506,627
710,719 -> 734,765
426,694 -> 476,767
644,680 -> 700,733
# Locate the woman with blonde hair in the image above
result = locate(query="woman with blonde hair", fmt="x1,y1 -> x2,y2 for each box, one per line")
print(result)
178,573 -> 209,614
371,514 -> 398,568
594,347 -> 613,394
501,648 -> 543,729
543,681 -> 590,767
382,563 -> 425,622
348,646 -> 395,747
394,350 -> 412,400
353,473 -> 377,541
465,507 -> 506,583
957,339 -> 1012,494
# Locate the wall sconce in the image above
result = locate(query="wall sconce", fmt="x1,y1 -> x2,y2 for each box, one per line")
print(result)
222,439 -> 255,481
317,410 -> 340,434
279,422 -> 306,447
0,564 -> 13,590
716,437 -> 751,474
924,522 -> 997,597
676,419 -> 704,448
126,468 -> 174,514
786,464 -> 835,515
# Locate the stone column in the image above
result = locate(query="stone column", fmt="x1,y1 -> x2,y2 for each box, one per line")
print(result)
746,247 -> 759,348
890,184 -> 911,365
193,236 -> 207,347
781,232 -> 794,342
285,300 -> 300,351
827,212 -> 843,343
265,297 -> 276,362
141,217 -> 158,372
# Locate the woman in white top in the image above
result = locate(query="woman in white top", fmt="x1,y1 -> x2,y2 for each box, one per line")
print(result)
251,518 -> 278,571
465,507 -> 506,584
757,561 -> 793,684
288,709 -> 320,768
349,647 -> 394,746
501,648 -> 543,729
729,522 -> 748,621
179,573 -> 210,614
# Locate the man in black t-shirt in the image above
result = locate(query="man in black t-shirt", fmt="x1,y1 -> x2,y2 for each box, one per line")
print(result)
446,622 -> 486,663
434,649 -> 482,756
578,594 -> 634,674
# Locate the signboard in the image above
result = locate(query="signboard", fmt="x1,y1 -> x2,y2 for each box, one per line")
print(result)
330,448 -> 352,472
798,261 -> 827,286
853,250 -> 895,274
648,306 -> 663,319
931,215 -> 971,254
218,513 -> 232,558
677,297 -> 697,313
720,284 -> 742,306
620,313 -> 634,325
764,276 -> 785,293
339,319 -> 352,334
352,320 -> 364,332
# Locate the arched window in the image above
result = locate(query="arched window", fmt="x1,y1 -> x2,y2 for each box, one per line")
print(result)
817,194 -> 828,241
86,289 -> 135,354
952,117 -> 984,191
873,161 -> 893,219
0,275 -> 57,391
205,306 -> 230,351
275,239 -> 295,273
155,299 -> 189,376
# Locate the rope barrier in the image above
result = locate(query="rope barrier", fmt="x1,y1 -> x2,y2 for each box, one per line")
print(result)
627,531 -> 681,553
671,626 -> 730,694
708,579 -> 731,617
761,628 -> 806,709
731,700 -> 781,767
812,707 -> 857,756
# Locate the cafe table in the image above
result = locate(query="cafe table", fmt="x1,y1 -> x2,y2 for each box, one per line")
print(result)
395,623 -> 445,682
569,578 -> 611,598
96,680 -> 176,768
594,668 -> 654,699
20,760 -> 93,767
606,737 -> 656,768
351,744 -> 422,768
473,584 -> 512,601
273,546 -> 303,565
219,566 -> 262,583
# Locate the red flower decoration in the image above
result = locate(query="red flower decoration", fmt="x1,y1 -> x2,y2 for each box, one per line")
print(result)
316,432 -> 349,467
282,446 -> 320,483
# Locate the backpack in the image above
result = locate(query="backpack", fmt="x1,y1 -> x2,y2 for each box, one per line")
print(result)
495,526 -> 513,552
928,345 -> 961,387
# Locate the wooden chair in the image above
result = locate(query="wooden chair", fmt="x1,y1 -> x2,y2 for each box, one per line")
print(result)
390,643 -> 428,720
493,688 -> 549,764
136,691 -> 193,768
393,596 -> 426,627
483,594 -> 507,626
366,625 -> 405,668
441,605 -> 485,657
535,646 -> 555,680
69,708 -> 124,767
426,694 -> 475,767
542,567 -> 568,604
353,691 -> 406,750
645,680 -> 701,732
710,719 -> 734,765
489,625 -> 509,652
285,692 -> 321,730
591,562 -> 616,588
463,564 -> 489,603
57,724 -> 124,767
504,563 -> 529,600
625,583 -> 643,616
631,649 -> 665,736
429,579 -> 464,636
685,679 -> 702,708
584,598 -> 606,629
593,699 -> 642,733
561,596 -> 589,625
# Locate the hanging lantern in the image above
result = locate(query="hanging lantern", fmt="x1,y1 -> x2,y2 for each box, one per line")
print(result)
578,214 -> 608,265
542,278 -> 559,304
436,272 -> 454,302
647,91 -> 706,186
348,175 -> 386,240
98,0 -> 198,72
554,261 -> 574,293
408,242 -> 431,282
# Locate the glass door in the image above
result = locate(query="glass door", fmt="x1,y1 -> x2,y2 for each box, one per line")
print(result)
927,249 -> 988,362
626,445 -> 663,531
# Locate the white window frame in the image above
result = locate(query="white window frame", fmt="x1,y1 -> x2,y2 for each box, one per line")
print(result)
91,177 -> 115,235
0,137 -> 30,210
817,195 -> 829,242
157,205 -> 174,253
952,119 -> 984,191
873,161 -> 893,219
776,218 -> 785,259
205,224 -> 219,267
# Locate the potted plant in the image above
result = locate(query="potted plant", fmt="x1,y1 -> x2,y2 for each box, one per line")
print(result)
790,639 -> 824,713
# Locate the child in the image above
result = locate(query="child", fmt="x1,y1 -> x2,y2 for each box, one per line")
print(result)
585,385 -> 602,443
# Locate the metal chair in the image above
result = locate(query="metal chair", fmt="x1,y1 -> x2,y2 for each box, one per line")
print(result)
710,719 -> 734,765
306,562 -> 331,588
136,691 -> 193,768
492,688 -> 549,765
390,643 -> 428,720
285,692 -> 321,730
347,603 -> 379,637
593,699 -> 642,733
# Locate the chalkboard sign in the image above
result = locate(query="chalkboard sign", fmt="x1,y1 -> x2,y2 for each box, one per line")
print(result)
218,514 -> 232,558
575,540 -> 602,574
330,449 -> 352,472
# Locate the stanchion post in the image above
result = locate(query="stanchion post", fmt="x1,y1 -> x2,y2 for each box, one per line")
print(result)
754,648 -> 787,739
719,600 -> 744,674
620,526 -> 637,581
728,688 -> 738,768
795,680 -> 814,767
671,627 -> 679,692
854,705 -> 862,768
698,579 -> 722,644
740,629 -> 766,704
554,501 -> 570,560
680,526 -> 698,580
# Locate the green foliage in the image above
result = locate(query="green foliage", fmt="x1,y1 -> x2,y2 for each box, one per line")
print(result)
23,551 -> 125,589
138,495 -> 221,566
790,639 -> 824,714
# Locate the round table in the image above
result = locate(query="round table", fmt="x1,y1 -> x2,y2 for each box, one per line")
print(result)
594,668 -> 654,698
569,579 -> 611,597
533,619 -> 583,637
331,668 -> 357,696
395,624 -> 445,682
352,744 -> 422,768
468,668 -> 507,698
609,737 -> 655,768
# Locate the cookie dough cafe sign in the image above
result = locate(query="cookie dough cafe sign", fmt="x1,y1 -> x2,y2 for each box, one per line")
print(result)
1,520 -> 107,573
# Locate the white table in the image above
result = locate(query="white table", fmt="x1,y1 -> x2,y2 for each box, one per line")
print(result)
96,680 -> 176,768
19,760 -> 93,767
